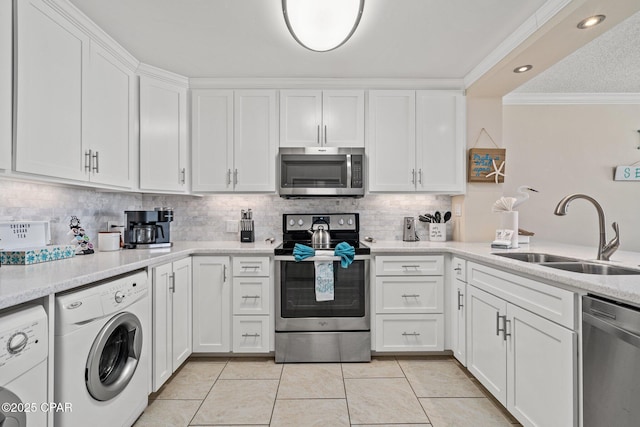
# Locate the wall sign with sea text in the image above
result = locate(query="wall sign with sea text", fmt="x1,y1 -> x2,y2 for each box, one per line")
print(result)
468,148 -> 507,183
614,165 -> 640,181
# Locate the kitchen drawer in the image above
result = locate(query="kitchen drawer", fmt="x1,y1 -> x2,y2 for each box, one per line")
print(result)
232,316 -> 270,353
232,256 -> 270,277
375,276 -> 443,314
375,314 -> 444,352
375,255 -> 443,276
233,277 -> 270,315
451,256 -> 466,282
467,262 -> 576,329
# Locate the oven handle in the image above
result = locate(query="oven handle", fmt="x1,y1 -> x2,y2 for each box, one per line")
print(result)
275,255 -> 371,261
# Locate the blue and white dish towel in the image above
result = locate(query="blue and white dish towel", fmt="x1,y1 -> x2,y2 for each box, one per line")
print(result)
314,260 -> 334,301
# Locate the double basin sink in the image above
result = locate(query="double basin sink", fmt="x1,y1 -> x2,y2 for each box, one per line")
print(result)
493,252 -> 640,275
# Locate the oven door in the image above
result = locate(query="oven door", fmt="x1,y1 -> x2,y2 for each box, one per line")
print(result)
275,255 -> 369,331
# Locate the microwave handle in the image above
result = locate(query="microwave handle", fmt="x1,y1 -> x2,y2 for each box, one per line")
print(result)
317,125 -> 320,145
346,154 -> 352,189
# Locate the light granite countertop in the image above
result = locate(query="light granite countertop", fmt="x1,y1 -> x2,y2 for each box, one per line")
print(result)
2,239 -> 640,310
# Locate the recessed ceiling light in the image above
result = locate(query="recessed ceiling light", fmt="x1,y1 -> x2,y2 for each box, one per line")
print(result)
577,15 -> 606,29
513,65 -> 533,73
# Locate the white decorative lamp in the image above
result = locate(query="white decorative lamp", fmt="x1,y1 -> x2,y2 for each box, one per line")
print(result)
282,0 -> 365,52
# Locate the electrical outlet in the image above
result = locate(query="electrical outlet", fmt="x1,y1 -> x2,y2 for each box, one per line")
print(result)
454,204 -> 462,217
226,220 -> 239,233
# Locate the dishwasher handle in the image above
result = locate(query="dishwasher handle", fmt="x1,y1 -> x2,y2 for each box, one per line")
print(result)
584,312 -> 640,350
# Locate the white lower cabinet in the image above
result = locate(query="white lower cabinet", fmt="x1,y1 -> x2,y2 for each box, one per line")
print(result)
232,256 -> 272,353
373,255 -> 444,352
192,256 -> 231,352
466,262 -> 577,427
152,257 -> 192,391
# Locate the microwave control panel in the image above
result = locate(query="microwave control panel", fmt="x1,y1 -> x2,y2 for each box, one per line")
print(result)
351,155 -> 363,188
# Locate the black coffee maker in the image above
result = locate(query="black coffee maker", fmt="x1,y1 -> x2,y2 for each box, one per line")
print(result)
124,208 -> 173,248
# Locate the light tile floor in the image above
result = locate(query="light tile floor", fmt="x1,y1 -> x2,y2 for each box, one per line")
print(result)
134,356 -> 522,427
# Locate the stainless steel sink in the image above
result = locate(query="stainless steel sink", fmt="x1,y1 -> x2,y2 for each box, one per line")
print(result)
543,262 -> 640,275
492,252 -> 580,263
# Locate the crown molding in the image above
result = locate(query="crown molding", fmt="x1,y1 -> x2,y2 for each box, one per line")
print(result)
137,63 -> 189,87
503,92 -> 640,105
188,77 -> 465,90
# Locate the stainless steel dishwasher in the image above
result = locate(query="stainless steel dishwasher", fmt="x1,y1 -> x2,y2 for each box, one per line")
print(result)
582,295 -> 640,427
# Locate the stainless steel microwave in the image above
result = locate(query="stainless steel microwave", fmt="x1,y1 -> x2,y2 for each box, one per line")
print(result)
278,147 -> 365,197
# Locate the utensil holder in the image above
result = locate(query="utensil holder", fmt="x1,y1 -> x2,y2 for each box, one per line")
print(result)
428,223 -> 446,241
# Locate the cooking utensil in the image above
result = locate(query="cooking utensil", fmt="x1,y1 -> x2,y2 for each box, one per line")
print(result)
418,214 -> 432,223
434,212 -> 442,223
443,211 -> 452,223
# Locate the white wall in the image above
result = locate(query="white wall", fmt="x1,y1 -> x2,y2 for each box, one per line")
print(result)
503,103 -> 640,253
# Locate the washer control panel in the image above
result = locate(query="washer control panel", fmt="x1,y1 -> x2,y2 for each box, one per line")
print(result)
0,305 -> 48,384
100,271 -> 148,312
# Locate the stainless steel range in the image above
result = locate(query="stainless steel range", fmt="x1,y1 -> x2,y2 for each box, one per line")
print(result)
274,213 -> 371,363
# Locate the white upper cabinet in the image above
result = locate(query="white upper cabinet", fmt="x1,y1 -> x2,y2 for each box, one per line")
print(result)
139,71 -> 189,193
280,90 -> 364,147
368,90 -> 465,193
416,91 -> 465,193
15,0 -> 88,181
15,0 -> 137,188
368,90 -> 416,192
85,41 -> 135,188
0,0 -> 11,171
191,89 -> 277,192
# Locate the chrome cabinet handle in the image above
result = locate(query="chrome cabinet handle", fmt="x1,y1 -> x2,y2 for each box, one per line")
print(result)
324,125 -> 327,145
411,169 -> 416,184
242,295 -> 261,299
496,313 -> 506,336
169,272 -> 175,293
242,265 -> 261,271
418,168 -> 422,184
223,264 -> 227,282
454,266 -> 462,273
317,125 -> 320,145
227,169 -> 232,186
402,332 -> 421,337
242,333 -> 260,338
457,290 -> 464,310
180,167 -> 186,184
401,265 -> 420,269
233,169 -> 238,185
92,151 -> 99,173
402,294 -> 420,298
85,150 -> 92,172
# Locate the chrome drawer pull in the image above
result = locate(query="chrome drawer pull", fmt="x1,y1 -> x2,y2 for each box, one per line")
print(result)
242,265 -> 261,270
402,294 -> 420,298
402,332 -> 421,337
242,333 -> 260,338
457,290 -> 464,310
242,295 -> 261,299
496,313 -> 506,336
401,265 -> 421,269
504,319 -> 512,341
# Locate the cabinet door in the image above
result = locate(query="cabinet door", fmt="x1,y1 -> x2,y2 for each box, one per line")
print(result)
152,262 -> 173,391
232,316 -> 270,353
375,314 -> 444,352
451,280 -> 467,365
367,90 -> 416,191
376,276 -> 443,314
233,90 -> 277,192
85,41 -> 134,188
15,0 -> 88,181
279,90 -> 322,147
0,0 -> 10,171
139,76 -> 188,192
322,90 -> 364,147
171,258 -> 192,370
466,285 -> 508,405
233,277 -> 270,315
416,91 -> 465,193
192,256 -> 231,352
191,89 -> 233,192
507,304 -> 577,427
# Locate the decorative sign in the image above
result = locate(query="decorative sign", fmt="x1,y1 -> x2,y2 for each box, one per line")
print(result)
614,166 -> 640,181
468,148 -> 507,183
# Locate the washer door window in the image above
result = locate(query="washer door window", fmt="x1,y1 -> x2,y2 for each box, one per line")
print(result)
0,388 -> 26,426
86,312 -> 143,401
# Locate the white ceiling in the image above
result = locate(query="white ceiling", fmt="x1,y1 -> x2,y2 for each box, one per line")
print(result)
513,10 -> 640,93
67,0 -> 549,80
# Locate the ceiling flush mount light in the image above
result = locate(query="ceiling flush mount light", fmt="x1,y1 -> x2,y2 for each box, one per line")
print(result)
282,0 -> 365,52
513,65 -> 533,73
577,15 -> 606,29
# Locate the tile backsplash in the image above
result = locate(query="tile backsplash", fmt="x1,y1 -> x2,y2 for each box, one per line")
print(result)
0,179 -> 452,244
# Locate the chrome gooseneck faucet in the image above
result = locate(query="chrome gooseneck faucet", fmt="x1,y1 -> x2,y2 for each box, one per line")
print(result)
554,194 -> 620,261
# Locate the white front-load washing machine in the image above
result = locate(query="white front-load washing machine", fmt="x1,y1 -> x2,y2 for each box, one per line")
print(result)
55,270 -> 149,427
0,304 -> 48,427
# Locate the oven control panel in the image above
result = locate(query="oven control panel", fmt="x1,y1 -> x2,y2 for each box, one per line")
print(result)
284,214 -> 358,232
